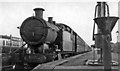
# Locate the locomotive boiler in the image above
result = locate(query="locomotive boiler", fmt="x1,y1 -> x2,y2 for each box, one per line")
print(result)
9,8 -> 91,69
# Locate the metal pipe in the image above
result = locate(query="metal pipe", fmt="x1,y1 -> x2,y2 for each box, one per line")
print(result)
102,35 -> 112,71
34,8 -> 45,18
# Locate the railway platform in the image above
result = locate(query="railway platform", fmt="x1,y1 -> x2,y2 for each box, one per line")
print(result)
32,51 -> 119,71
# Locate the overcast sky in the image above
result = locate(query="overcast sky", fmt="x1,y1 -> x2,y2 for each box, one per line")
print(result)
0,1 -> 119,45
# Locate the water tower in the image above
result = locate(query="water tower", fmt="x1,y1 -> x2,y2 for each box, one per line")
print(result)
90,2 -> 119,71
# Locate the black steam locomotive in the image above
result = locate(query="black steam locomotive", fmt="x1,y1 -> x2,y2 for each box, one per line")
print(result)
19,8 -> 91,69
2,8 -> 91,70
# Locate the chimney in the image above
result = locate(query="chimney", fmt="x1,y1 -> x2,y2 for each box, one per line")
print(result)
48,17 -> 53,23
33,8 -> 45,18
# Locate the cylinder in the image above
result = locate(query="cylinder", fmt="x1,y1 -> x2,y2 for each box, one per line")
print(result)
34,8 -> 45,18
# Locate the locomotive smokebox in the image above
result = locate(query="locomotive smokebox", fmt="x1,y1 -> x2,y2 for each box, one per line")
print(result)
20,8 -> 59,45
34,8 -> 45,18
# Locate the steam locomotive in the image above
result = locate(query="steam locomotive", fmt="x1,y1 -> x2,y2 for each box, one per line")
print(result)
2,8 -> 91,70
